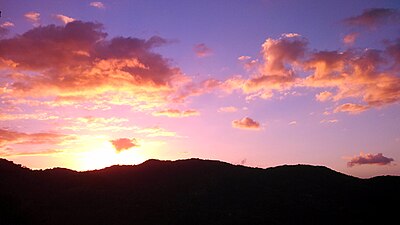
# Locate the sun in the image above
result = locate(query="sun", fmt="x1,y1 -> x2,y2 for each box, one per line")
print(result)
77,139 -> 146,171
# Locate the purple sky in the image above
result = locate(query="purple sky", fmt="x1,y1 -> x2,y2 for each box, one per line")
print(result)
0,0 -> 399,177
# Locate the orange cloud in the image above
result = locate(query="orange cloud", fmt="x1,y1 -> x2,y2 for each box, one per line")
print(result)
222,34 -> 307,100
334,103 -> 369,114
0,21 -> 187,109
347,152 -> 394,167
152,109 -> 200,118
110,138 -> 138,152
343,32 -> 359,45
193,43 -> 212,57
232,117 -> 261,130
344,8 -> 400,28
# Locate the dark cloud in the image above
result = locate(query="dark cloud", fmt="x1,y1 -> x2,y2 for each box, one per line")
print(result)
347,153 -> 394,167
344,8 -> 400,28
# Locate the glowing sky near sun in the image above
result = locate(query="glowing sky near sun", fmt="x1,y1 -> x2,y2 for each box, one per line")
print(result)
0,0 -> 399,177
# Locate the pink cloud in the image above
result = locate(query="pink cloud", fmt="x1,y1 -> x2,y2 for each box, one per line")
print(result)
347,153 -> 394,167
24,11 -> 40,23
54,14 -> 75,24
232,117 -> 261,130
193,43 -> 212,57
90,2 -> 105,9
0,22 -> 14,28
110,138 -> 139,152
315,91 -> 333,102
0,128 -> 72,147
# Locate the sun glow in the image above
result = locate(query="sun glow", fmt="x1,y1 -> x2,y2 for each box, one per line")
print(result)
77,140 -> 146,171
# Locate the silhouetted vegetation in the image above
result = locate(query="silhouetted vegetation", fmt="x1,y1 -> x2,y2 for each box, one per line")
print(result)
0,158 -> 399,225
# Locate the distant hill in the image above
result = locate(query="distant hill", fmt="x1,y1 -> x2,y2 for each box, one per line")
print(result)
0,158 -> 399,225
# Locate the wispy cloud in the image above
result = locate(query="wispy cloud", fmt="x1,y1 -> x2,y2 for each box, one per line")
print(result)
0,128 -> 72,147
152,109 -> 200,118
193,43 -> 212,57
334,103 -> 369,114
218,106 -> 238,113
344,8 -> 400,28
0,21 -> 14,28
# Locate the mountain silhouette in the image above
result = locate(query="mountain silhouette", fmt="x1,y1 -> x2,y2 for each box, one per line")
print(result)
0,158 -> 398,225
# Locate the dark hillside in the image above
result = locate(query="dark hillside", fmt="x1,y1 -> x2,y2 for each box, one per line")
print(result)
0,158 -> 398,225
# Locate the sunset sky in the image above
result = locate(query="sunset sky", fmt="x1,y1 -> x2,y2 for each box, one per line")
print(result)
1,0 -> 399,177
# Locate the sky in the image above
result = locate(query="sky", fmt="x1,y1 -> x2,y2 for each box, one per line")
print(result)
0,0 -> 399,178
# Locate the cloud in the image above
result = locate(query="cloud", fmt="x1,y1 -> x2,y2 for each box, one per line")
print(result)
334,103 -> 369,114
0,128 -> 72,147
193,43 -> 212,57
135,127 -> 178,137
224,34 -> 307,100
215,21 -> 400,113
0,112 -> 59,121
152,109 -> 200,118
232,117 -> 261,130
315,91 -> 333,102
343,32 -> 359,45
218,106 -> 238,113
90,1 -> 105,9
1,22 -> 14,28
110,138 -> 138,152
61,116 -> 134,132
24,11 -> 40,23
54,14 -> 75,24
347,152 -> 394,167
238,56 -> 258,71
344,8 -> 400,28
0,21 -> 187,109
0,148 -> 61,157
320,119 -> 338,124
288,121 -> 297,125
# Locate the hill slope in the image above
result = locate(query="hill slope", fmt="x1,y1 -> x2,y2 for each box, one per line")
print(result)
0,158 -> 399,225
